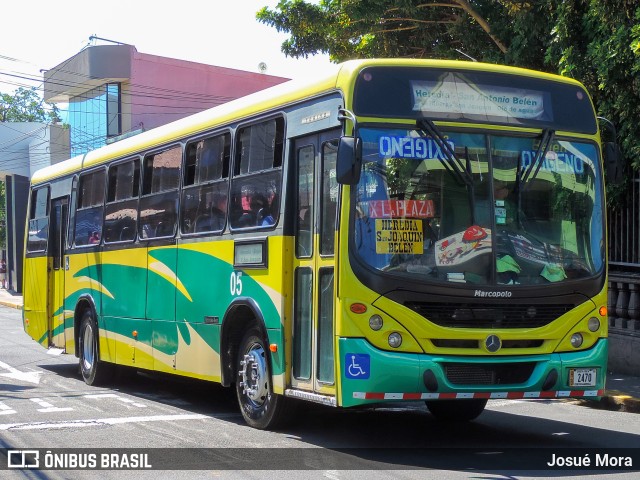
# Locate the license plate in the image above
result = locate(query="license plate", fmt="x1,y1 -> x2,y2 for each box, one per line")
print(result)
569,368 -> 597,387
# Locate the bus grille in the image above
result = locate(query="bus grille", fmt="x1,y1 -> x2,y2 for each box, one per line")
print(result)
405,302 -> 575,329
444,362 -> 536,385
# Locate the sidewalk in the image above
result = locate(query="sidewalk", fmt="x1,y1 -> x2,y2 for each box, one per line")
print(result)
0,287 -> 22,310
1,287 -> 638,412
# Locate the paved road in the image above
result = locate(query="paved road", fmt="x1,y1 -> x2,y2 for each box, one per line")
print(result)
1,305 -> 639,479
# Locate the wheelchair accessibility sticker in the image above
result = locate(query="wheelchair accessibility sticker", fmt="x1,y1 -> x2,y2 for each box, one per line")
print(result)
345,354 -> 370,379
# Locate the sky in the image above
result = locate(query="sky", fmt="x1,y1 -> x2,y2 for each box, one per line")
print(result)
0,0 -> 333,95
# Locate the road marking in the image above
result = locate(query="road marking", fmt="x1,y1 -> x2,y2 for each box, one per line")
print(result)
0,360 -> 42,384
0,413 -> 211,431
0,401 -> 16,416
83,393 -> 147,408
30,398 -> 73,413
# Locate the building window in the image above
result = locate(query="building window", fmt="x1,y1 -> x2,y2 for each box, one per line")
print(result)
107,83 -> 121,138
69,83 -> 122,156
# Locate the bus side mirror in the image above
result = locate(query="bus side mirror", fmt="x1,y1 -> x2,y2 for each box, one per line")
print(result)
603,142 -> 624,185
336,136 -> 362,185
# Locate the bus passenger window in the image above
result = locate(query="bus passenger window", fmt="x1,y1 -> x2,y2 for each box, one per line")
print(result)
74,169 -> 106,247
181,133 -> 230,235
27,186 -> 50,253
139,146 -> 181,239
320,140 -> 338,255
230,118 -> 283,230
104,159 -> 139,243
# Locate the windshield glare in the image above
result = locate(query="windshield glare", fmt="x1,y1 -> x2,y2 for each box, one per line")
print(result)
353,127 -> 604,286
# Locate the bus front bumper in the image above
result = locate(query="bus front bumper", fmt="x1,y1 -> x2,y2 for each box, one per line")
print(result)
338,337 -> 608,408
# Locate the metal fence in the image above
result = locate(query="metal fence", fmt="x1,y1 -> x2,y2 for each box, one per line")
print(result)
608,170 -> 640,269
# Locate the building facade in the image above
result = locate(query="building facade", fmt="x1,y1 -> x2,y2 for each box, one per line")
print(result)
44,44 -> 289,156
4,44 -> 289,293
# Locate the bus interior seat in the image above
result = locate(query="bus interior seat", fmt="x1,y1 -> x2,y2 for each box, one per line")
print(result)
195,214 -> 212,232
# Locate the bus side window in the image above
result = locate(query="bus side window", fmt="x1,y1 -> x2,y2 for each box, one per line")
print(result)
139,145 -> 181,239
180,133 -> 230,235
104,159 -> 140,243
230,118 -> 283,230
27,186 -> 50,253
74,169 -> 106,247
320,140 -> 338,255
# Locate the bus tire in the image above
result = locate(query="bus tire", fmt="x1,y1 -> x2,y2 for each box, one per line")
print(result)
235,327 -> 289,430
425,398 -> 487,422
78,308 -> 113,386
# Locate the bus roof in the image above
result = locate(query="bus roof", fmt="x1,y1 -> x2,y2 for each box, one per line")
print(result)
31,58 -> 587,185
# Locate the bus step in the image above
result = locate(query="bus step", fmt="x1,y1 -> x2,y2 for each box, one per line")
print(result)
285,389 -> 337,407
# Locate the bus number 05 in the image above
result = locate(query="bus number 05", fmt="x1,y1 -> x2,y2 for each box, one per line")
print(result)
230,271 -> 243,296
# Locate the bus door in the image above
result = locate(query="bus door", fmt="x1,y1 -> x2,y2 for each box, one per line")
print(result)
291,131 -> 340,397
48,197 -> 68,348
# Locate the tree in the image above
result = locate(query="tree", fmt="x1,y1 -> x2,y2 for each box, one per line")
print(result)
549,1 -> 640,169
0,86 -> 61,123
258,0 -> 640,201
257,1 -> 553,69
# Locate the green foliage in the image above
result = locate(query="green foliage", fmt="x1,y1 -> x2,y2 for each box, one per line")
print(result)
0,86 -> 61,123
258,1 -> 558,65
258,1 -> 510,62
549,1 -> 640,205
259,0 -> 640,207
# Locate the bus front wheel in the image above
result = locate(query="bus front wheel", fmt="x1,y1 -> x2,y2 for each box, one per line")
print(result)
235,327 -> 288,430
425,398 -> 487,422
78,309 -> 113,386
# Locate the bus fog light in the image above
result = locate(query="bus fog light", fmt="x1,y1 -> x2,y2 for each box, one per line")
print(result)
570,333 -> 583,348
369,315 -> 383,331
588,317 -> 600,332
388,332 -> 402,348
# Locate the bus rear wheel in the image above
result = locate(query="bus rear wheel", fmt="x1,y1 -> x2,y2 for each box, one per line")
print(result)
78,309 -> 113,386
235,327 -> 289,430
425,398 -> 487,422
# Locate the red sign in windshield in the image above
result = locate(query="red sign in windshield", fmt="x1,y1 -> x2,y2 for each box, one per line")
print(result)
367,200 -> 435,219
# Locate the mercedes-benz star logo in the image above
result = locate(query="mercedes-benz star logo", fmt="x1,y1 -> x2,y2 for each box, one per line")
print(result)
485,334 -> 502,353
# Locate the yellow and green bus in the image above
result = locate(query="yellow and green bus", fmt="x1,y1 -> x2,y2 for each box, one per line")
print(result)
23,59 -> 622,429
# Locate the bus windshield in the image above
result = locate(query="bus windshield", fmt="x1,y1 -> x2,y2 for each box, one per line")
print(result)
353,126 -> 604,286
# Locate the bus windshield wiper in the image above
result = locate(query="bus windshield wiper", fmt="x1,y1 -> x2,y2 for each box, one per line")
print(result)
519,128 -> 555,192
416,118 -> 473,188
417,118 -> 476,223
515,128 -> 555,228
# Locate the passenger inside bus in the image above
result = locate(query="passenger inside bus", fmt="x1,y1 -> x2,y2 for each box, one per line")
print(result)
88,230 -> 100,244
257,188 -> 277,226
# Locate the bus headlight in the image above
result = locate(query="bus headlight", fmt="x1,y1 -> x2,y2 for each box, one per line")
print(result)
570,333 -> 584,348
588,317 -> 600,332
369,315 -> 383,331
388,332 -> 402,348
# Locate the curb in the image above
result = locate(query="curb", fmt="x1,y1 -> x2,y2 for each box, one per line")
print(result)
0,300 -> 22,310
573,391 -> 640,414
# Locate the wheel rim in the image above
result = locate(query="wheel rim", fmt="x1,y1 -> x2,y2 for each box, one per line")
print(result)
239,342 -> 268,407
82,323 -> 95,372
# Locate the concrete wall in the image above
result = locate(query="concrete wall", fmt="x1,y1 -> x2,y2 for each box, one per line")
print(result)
609,332 -> 640,376
128,50 -> 289,131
